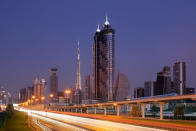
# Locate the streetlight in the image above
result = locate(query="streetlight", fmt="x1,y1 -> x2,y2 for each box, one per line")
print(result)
64,90 -> 71,105
31,96 -> 35,105
49,94 -> 54,103
41,96 -> 45,102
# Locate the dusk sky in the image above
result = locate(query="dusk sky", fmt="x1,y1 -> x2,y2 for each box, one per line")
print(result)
0,0 -> 196,97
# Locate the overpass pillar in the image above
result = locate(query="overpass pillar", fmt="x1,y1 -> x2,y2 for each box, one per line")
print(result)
117,105 -> 120,116
141,103 -> 146,119
86,107 -> 89,114
104,106 -> 107,116
94,107 -> 96,114
81,108 -> 83,113
129,104 -> 134,116
159,102 -> 165,120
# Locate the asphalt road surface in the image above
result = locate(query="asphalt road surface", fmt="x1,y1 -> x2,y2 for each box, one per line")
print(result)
22,109 -> 166,131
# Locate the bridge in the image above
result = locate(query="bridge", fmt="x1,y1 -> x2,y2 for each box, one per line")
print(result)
47,94 -> 196,120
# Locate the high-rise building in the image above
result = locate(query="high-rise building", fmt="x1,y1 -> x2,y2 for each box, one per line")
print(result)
93,16 -> 115,102
84,75 -> 92,100
50,68 -> 58,99
154,66 -> 171,96
19,88 -> 28,102
27,86 -> 34,100
40,78 -> 46,103
173,62 -> 186,95
75,42 -> 82,105
144,81 -> 154,97
113,71 -> 130,101
33,76 -> 39,99
134,87 -> 144,98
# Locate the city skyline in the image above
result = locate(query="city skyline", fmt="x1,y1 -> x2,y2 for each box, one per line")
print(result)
0,0 -> 196,97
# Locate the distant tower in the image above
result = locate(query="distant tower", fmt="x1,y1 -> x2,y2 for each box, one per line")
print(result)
154,66 -> 171,96
76,41 -> 82,91
41,78 -> 46,103
113,71 -> 130,101
84,75 -> 92,100
75,41 -> 82,104
173,62 -> 186,95
50,68 -> 58,99
33,77 -> 39,99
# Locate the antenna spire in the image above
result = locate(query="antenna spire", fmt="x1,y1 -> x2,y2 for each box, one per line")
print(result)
96,24 -> 100,32
104,14 -> 110,25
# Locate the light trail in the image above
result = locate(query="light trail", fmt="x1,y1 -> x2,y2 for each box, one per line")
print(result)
20,108 -> 167,131
32,118 -> 52,131
31,113 -> 88,131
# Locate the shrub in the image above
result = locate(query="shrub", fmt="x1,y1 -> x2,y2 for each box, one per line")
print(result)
6,104 -> 14,118
130,105 -> 141,117
174,104 -> 184,118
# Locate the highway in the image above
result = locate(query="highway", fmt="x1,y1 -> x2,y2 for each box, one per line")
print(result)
31,113 -> 87,131
21,109 -> 166,131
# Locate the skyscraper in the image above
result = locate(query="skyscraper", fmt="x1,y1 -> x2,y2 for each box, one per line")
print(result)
134,87 -> 144,98
173,62 -> 186,95
144,81 -> 154,97
93,16 -> 115,102
76,41 -> 82,91
75,41 -> 82,105
40,78 -> 46,103
113,71 -> 130,101
84,75 -> 92,100
33,76 -> 39,99
50,68 -> 58,99
154,66 -> 171,96
27,86 -> 34,100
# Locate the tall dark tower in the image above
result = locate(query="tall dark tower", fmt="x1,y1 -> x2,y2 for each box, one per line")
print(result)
93,16 -> 115,102
173,62 -> 186,95
50,68 -> 58,99
154,66 -> 171,95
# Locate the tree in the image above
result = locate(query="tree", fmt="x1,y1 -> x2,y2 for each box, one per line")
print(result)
6,104 -> 14,118
130,105 -> 141,117
151,104 -> 159,117
174,104 -> 184,118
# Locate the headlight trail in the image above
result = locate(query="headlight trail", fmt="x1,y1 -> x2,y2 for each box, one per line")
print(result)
19,108 -> 167,131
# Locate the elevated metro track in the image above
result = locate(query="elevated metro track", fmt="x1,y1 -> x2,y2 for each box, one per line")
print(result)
47,94 -> 196,120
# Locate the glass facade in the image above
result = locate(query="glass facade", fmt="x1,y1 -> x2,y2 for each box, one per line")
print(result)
93,19 -> 115,102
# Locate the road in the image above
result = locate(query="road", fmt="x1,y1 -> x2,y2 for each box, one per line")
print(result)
21,109 -> 166,131
30,113 -> 88,131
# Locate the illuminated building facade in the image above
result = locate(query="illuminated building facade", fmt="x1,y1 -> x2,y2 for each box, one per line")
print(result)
93,16 -> 115,102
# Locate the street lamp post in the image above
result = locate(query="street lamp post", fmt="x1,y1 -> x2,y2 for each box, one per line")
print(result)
41,96 -> 45,110
65,90 -> 71,105
49,94 -> 54,103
